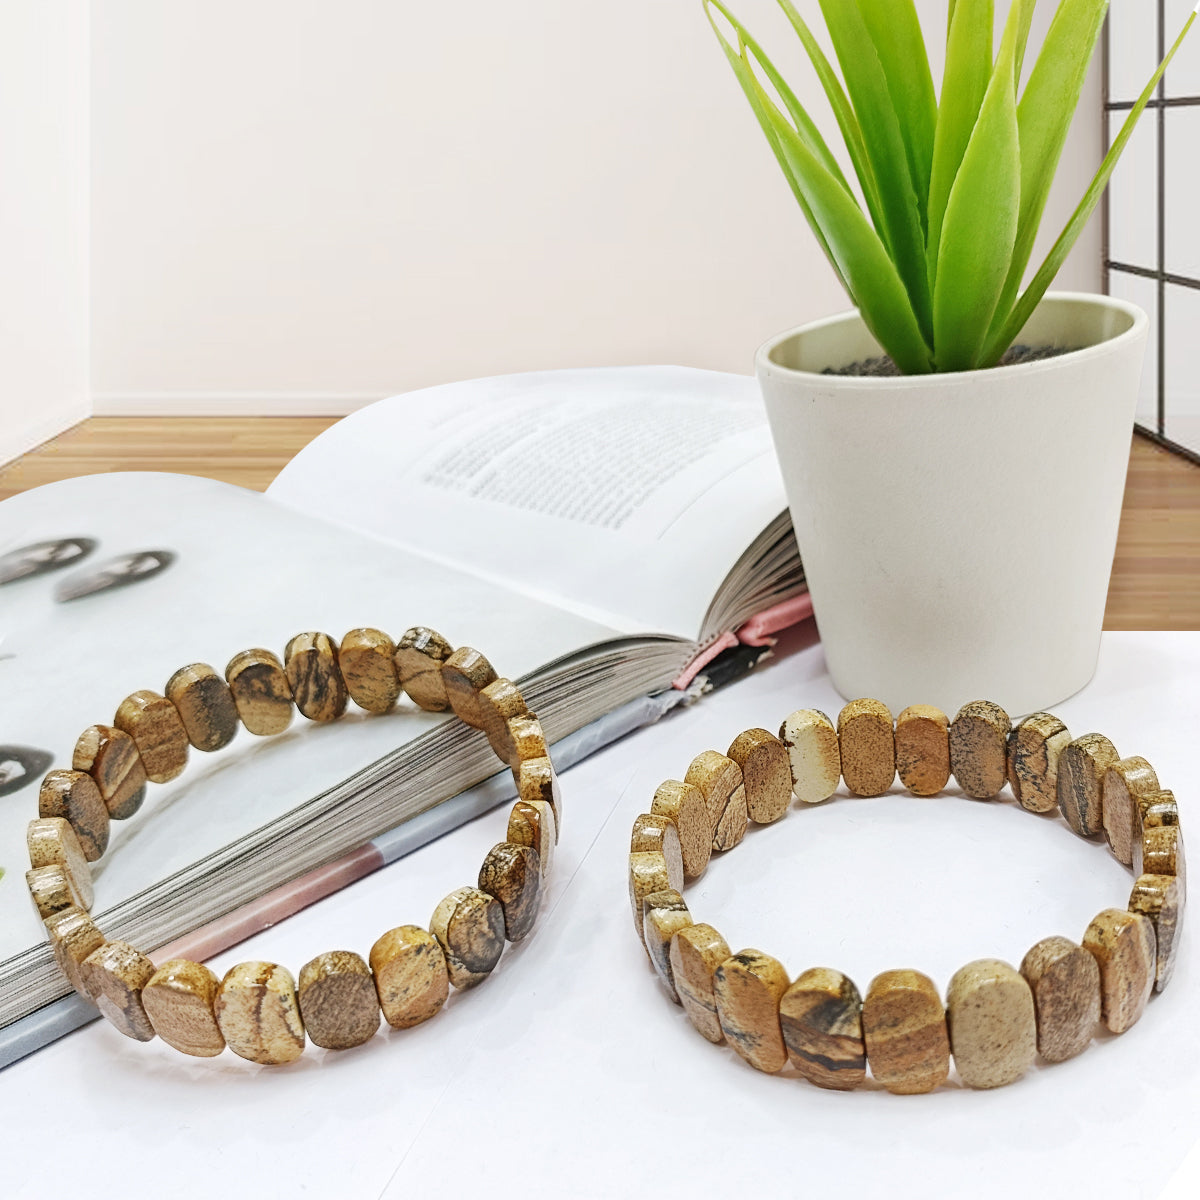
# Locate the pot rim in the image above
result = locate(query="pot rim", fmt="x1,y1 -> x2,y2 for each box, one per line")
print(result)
755,290 -> 1148,388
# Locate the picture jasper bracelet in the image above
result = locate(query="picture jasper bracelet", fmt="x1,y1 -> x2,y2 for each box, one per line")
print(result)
629,699 -> 1183,1092
27,626 -> 561,1065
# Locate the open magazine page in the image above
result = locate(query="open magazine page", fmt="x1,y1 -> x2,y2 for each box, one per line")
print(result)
0,472 -> 619,969
267,366 -> 788,639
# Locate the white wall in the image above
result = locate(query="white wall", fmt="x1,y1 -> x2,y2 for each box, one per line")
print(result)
0,2 -> 90,460
88,1 -> 1103,415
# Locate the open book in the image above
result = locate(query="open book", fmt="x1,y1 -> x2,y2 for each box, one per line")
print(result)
0,365 -> 807,1061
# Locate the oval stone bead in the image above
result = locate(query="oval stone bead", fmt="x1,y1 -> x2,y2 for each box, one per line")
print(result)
1020,935 -> 1101,1063
73,725 -> 147,820
38,769 -> 109,861
651,779 -> 710,880
779,967 -> 866,1091
642,889 -> 692,1004
297,950 -> 381,1050
478,842 -> 541,942
713,949 -> 790,1073
166,663 -> 239,752
430,886 -> 505,989
1138,788 -> 1179,834
1006,712 -> 1071,814
949,701 -> 1011,799
727,728 -> 792,824
26,817 -> 92,909
338,627 -> 401,714
45,906 -> 106,998
284,632 -> 348,723
27,863 -> 83,920
507,715 -> 548,776
1129,873 -> 1183,992
214,961 -> 306,1065
837,698 -> 895,797
394,626 -> 454,711
629,850 -> 683,948
894,705 -> 950,796
82,940 -> 157,1041
441,646 -> 498,729
142,959 -> 225,1056
670,923 -> 731,1044
369,925 -> 449,1029
476,678 -> 529,767
863,969 -> 950,1094
945,959 -> 1037,1089
779,708 -> 841,804
630,814 -> 684,885
1102,757 -> 1161,866
1136,823 -> 1185,889
114,689 -> 189,783
1083,908 -> 1156,1033
684,750 -> 747,852
517,756 -> 561,835
507,799 -> 555,880
1056,732 -> 1119,837
225,648 -> 294,735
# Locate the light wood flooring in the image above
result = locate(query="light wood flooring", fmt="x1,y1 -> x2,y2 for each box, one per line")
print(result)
2,418 -> 1198,630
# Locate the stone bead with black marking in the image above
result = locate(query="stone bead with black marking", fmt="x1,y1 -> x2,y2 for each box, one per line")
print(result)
1057,733 -> 1119,837
685,750 -> 747,852
225,648 -> 294,735
1020,935 -> 1100,1063
949,701 -> 1011,799
338,628 -> 401,714
284,632 -> 348,723
82,940 -> 157,1042
38,770 -> 109,861
862,969 -> 950,1094
651,779 -> 711,880
1006,712 -> 1071,814
478,842 -> 541,942
297,950 -> 381,1050
394,626 -> 454,711
779,967 -> 867,1090
114,690 -> 189,783
166,663 -> 240,751
73,725 -> 147,820
26,816 -> 92,910
1083,908 -> 1156,1033
713,949 -> 790,1073
837,698 -> 895,796
441,646 -> 498,729
45,906 -> 106,999
1129,873 -> 1183,993
142,959 -> 225,1057
1102,757 -> 1160,866
369,925 -> 449,1029
430,886 -> 506,989
507,799 -> 555,880
214,961 -> 306,1065
727,728 -> 792,824
670,923 -> 731,1044
642,889 -> 692,1004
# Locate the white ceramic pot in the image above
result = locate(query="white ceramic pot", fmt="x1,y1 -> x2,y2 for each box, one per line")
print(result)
756,291 -> 1148,717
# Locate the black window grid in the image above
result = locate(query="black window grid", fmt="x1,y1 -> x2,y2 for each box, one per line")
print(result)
1103,2 -> 1200,467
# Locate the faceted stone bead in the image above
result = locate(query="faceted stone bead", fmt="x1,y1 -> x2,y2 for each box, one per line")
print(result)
1129,873 -> 1183,992
1057,733 -> 1119,837
779,709 -> 840,804
284,632 -> 348,723
38,769 -> 109,861
651,779 -> 711,880
507,715 -> 548,778
215,961 -> 306,1065
894,705 -> 950,796
297,950 -> 381,1050
369,925 -> 449,1028
837,698 -> 895,797
477,678 -> 529,767
73,725 -> 147,820
44,906 -> 106,999
949,701 -> 1011,799
684,750 -> 747,852
394,626 -> 454,711
1006,712 -> 1071,814
726,728 -> 792,824
629,814 -> 684,887
670,923 -> 731,1044
1019,936 -> 1101,1063
713,949 -> 790,1073
337,627 -> 401,714
1083,908 -> 1156,1033
430,886 -> 505,989
142,959 -> 225,1056
779,967 -> 866,1091
82,941 -> 156,1042
517,756 -> 560,835
1136,823 -> 1185,891
27,864 -> 82,920
114,689 -> 189,783
442,646 -> 498,729
1103,757 -> 1160,866
166,663 -> 240,751
862,969 -> 950,1095
945,959 -> 1037,1089
628,850 -> 683,947
507,799 -> 555,880
478,842 -> 541,941
641,889 -> 692,1004
225,648 -> 294,735
26,817 -> 92,909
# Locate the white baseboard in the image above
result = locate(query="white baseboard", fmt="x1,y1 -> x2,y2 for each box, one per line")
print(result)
91,392 -> 385,417
0,398 -> 91,468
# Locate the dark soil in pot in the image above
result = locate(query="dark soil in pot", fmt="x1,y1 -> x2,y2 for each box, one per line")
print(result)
823,343 -> 1073,377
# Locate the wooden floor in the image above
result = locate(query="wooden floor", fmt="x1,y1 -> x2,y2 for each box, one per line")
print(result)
2,417 -> 1199,629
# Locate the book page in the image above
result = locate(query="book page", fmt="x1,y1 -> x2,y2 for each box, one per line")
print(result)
267,366 -> 788,639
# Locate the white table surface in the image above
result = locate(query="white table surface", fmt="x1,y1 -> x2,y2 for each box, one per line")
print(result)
3,627 -> 1199,1200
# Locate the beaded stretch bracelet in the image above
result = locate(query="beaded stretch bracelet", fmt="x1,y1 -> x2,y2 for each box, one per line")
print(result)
27,626 -> 561,1065
629,699 -> 1184,1093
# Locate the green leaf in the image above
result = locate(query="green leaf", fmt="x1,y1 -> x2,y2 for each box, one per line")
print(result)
983,0 -> 1107,353
982,5 -> 1199,364
816,0 -> 933,344
927,0 -> 993,287
931,0 -> 1027,370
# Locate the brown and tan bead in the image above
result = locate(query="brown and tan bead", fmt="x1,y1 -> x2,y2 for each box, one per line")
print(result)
430,886 -> 506,989
166,663 -> 240,752
44,906 -> 106,999
517,756 -> 560,834
779,708 -> 841,804
214,961 -> 306,1065
1102,757 -> 1161,866
142,959 -> 225,1057
477,678 -> 530,767
837,698 -> 895,797
114,690 -> 189,783
1136,823 -> 1185,888
727,728 -> 792,825
1019,936 -> 1101,1063
441,646 -> 498,729
862,969 -> 950,1095
82,941 -> 157,1042
684,750 -> 747,852
297,951 -> 381,1050
651,779 -> 711,880
1137,788 -> 1179,835
1006,712 -> 1071,814
285,632 -> 348,723
945,959 -> 1037,1089
713,949 -> 790,1073
394,626 -> 454,711
779,967 -> 866,1091
894,705 -> 950,796
38,769 -> 109,862
26,864 -> 83,920
73,725 -> 147,820
1129,873 -> 1183,992
26,817 -> 92,909
507,715 -> 548,776
641,889 -> 692,1004
1083,908 -> 1156,1033
628,850 -> 683,948
369,925 -> 449,1029
337,628 -> 402,714
225,649 -> 294,735
507,799 -> 555,880
478,842 -> 541,942
630,814 -> 684,886
1057,733 -> 1119,838
670,923 -> 731,1044
949,701 -> 1011,800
